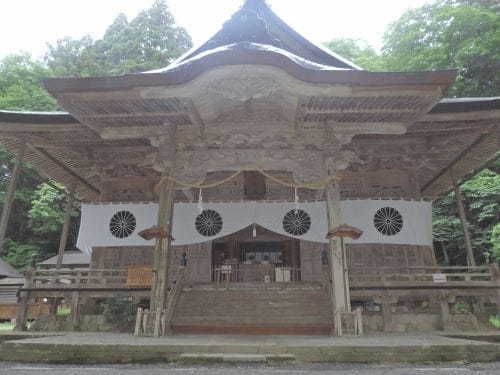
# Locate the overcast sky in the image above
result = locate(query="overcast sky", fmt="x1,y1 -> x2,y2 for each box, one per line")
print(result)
0,0 -> 431,60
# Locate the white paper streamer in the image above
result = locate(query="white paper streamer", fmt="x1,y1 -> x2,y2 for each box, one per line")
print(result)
76,200 -> 433,254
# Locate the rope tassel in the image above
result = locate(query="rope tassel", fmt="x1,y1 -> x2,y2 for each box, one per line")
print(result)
294,187 -> 299,213
197,189 -> 203,213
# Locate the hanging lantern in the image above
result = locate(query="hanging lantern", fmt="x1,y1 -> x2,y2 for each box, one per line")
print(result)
326,224 -> 363,240
138,226 -> 174,241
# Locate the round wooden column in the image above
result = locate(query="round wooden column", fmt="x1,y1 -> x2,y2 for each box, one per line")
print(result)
0,143 -> 26,256
325,180 -> 348,326
151,177 -> 176,336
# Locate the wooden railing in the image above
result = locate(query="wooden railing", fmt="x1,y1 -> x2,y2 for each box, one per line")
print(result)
349,266 -> 495,286
24,265 -> 500,291
30,268 -> 129,289
212,265 -> 302,284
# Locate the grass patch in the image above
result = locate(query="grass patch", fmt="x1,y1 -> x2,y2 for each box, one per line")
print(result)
57,307 -> 71,316
0,322 -> 13,332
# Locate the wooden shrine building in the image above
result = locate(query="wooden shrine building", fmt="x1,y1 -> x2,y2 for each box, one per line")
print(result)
0,0 -> 499,335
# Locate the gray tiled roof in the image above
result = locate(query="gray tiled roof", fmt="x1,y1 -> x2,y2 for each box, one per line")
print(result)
0,259 -> 21,278
39,251 -> 90,266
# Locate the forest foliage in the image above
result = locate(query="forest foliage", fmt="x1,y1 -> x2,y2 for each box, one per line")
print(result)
0,0 -> 498,270
0,0 -> 192,269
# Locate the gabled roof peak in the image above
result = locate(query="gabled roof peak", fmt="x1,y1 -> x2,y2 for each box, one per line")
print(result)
242,0 -> 268,7
173,0 -> 360,70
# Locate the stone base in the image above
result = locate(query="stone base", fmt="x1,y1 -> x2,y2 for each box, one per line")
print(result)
2,332 -> 500,364
29,315 -> 131,333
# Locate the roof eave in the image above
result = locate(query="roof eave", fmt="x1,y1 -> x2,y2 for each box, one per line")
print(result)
43,45 -> 457,95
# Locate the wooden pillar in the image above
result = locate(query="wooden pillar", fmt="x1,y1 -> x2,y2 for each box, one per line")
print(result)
325,180 -> 347,334
489,265 -> 500,314
439,298 -> 450,331
0,143 -> 26,256
70,291 -> 81,330
56,189 -> 75,269
14,268 -> 33,331
340,237 -> 351,312
151,178 -> 175,336
450,170 -> 476,266
380,299 -> 393,332
48,298 -> 59,315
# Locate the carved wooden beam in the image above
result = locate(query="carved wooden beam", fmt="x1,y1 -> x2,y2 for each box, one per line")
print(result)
0,123 -> 82,132
79,111 -> 186,119
421,109 -> 500,122
420,133 -> 489,194
100,126 -> 177,140
32,147 -> 101,195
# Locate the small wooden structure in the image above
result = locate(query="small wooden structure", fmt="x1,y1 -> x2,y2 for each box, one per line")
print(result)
0,259 -> 22,321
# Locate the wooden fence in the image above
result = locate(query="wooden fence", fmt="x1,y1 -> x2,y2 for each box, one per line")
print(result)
30,268 -> 129,289
349,266 -> 495,286
0,303 -> 49,320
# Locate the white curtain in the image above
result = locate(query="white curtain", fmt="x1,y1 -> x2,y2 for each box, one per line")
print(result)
76,200 -> 433,254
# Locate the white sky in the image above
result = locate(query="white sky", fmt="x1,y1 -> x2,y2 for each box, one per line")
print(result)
0,0 -> 431,60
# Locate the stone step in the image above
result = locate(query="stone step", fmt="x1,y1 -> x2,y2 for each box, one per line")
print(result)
178,353 -> 295,364
173,282 -> 333,330
173,324 -> 332,335
173,315 -> 332,325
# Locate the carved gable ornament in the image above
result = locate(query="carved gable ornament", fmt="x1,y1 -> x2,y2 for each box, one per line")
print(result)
206,77 -> 281,102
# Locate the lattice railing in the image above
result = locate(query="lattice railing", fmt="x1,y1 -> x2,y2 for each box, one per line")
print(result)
212,264 -> 301,284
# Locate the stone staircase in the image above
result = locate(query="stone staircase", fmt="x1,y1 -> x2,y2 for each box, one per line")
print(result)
172,282 -> 333,335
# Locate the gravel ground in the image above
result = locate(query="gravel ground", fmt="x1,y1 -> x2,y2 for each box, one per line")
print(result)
2,362 -> 500,375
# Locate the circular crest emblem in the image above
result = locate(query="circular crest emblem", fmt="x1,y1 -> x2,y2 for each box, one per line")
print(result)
282,209 -> 311,236
109,211 -> 136,239
195,209 -> 223,237
373,207 -> 403,236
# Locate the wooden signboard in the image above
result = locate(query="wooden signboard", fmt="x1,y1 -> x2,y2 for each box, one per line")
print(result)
432,273 -> 447,283
127,265 -> 153,287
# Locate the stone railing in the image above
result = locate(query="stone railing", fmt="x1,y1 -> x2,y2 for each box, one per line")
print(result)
349,266 -> 495,287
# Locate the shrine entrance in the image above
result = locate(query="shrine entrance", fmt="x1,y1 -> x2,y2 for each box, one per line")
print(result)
211,225 -> 301,283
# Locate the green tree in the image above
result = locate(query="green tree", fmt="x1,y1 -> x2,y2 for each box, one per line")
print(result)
46,0 -> 193,76
0,54 -> 57,111
46,36 -> 105,77
433,168 -> 500,265
382,0 -> 500,97
1,0 -> 192,271
492,223 -> 500,259
324,38 -> 384,71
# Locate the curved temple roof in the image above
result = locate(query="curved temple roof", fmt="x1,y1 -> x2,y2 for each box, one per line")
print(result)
0,1 -> 498,202
43,42 -> 456,94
